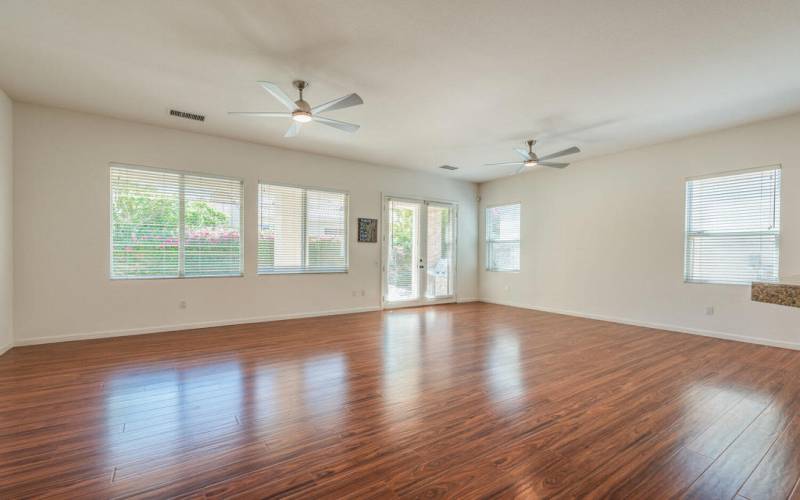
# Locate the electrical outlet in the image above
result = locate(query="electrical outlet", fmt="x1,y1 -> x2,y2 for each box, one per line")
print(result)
705,306 -> 714,316
352,291 -> 358,297
179,300 -> 187,309
360,290 -> 366,296
504,284 -> 510,292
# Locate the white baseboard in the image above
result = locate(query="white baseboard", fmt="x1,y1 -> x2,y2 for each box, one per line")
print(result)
456,297 -> 480,303
480,298 -> 800,351
0,342 -> 12,357
14,306 -> 383,346
17,299 -> 795,352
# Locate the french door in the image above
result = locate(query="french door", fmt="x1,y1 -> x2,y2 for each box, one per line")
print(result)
383,196 -> 457,307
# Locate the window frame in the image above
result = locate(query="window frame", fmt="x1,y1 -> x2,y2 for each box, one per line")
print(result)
108,162 -> 245,280
683,164 -> 782,286
257,181 -> 350,275
485,202 -> 521,273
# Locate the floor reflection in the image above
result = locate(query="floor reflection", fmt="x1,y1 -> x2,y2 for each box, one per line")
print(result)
486,332 -> 525,410
421,308 -> 453,388
104,359 -> 243,466
302,354 -> 347,426
251,364 -> 278,423
381,311 -> 424,431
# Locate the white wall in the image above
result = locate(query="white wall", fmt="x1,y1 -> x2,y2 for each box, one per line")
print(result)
0,90 -> 12,353
12,103 -> 478,344
479,113 -> 800,349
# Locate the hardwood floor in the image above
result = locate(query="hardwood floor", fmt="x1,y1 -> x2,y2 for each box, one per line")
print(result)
1,303 -> 799,499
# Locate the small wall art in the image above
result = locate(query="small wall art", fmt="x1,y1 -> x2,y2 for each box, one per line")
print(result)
358,218 -> 378,243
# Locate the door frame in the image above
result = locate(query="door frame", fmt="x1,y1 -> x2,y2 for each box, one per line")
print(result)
380,193 -> 459,309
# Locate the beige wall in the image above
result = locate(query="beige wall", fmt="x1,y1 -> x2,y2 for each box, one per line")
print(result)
12,103 -> 478,344
479,113 -> 800,349
11,100 -> 800,350
0,90 -> 11,353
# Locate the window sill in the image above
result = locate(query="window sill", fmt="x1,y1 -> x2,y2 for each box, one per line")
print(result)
258,270 -> 349,276
683,280 -> 765,287
111,274 -> 245,281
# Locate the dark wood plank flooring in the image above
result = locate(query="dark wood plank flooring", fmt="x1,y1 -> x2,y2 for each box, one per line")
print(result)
1,302 -> 799,499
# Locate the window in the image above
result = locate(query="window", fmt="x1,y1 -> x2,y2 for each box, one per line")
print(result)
110,164 -> 243,279
486,203 -> 520,272
258,183 -> 348,274
684,166 -> 781,285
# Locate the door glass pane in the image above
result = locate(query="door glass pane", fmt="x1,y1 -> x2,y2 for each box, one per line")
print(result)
387,200 -> 420,301
426,205 -> 454,298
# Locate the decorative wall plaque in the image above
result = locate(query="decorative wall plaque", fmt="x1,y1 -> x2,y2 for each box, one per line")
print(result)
358,218 -> 378,243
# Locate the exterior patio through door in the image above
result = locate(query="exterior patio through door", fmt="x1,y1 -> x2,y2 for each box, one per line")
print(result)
382,196 -> 457,307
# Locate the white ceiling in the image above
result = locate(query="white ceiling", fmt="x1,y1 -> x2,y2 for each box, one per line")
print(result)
1,0 -> 799,182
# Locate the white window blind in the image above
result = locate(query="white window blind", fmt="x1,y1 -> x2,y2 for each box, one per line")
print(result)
684,166 -> 781,285
258,183 -> 348,274
486,203 -> 520,272
182,174 -> 243,277
111,165 -> 243,279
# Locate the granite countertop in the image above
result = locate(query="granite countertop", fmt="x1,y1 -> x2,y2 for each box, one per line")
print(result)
751,276 -> 800,308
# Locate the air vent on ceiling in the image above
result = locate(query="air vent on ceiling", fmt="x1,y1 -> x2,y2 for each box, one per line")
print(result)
439,165 -> 458,171
169,109 -> 205,122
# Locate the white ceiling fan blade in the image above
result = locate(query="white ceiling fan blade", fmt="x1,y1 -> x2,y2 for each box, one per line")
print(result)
312,93 -> 363,114
257,81 -> 296,111
483,161 -> 524,166
228,112 -> 291,118
284,122 -> 302,138
513,148 -> 531,160
538,146 -> 580,162
314,116 -> 360,133
538,161 -> 569,168
515,164 -> 527,174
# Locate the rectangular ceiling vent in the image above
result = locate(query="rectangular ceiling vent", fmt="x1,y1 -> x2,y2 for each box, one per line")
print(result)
439,165 -> 459,171
169,109 -> 205,122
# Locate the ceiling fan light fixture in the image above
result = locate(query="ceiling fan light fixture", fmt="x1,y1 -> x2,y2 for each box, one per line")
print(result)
229,80 -> 363,136
291,110 -> 313,123
483,139 -> 580,174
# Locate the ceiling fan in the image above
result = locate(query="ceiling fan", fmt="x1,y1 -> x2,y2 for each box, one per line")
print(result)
484,140 -> 580,174
229,80 -> 363,137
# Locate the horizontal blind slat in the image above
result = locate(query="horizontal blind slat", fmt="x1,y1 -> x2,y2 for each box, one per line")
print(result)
111,165 -> 242,279
486,203 -> 520,271
258,183 -> 348,274
183,174 -> 243,277
111,166 -> 181,278
685,167 -> 780,285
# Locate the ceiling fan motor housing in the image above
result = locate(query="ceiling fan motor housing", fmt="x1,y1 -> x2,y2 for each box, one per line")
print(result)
294,99 -> 311,113
292,80 -> 312,121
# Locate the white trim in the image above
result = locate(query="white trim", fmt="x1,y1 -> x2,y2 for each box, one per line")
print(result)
110,161 -> 243,182
686,163 -> 781,182
13,306 -> 382,346
457,297 -> 479,303
479,298 -> 800,351
0,342 -> 12,357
